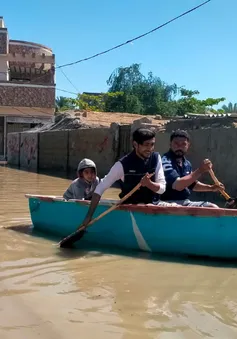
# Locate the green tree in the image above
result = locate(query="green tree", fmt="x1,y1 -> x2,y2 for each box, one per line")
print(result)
77,93 -> 106,111
107,63 -> 144,92
61,63 -> 226,117
74,92 -> 126,112
107,64 -> 178,115
175,89 -> 225,116
55,96 -> 75,112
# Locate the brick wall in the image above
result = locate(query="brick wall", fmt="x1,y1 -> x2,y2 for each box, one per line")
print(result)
9,42 -> 52,67
9,42 -> 54,84
0,85 -> 55,108
0,30 -> 7,54
10,70 -> 54,85
9,42 -> 52,55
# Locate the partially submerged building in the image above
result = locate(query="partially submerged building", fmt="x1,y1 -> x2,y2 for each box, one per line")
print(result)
0,16 -> 55,159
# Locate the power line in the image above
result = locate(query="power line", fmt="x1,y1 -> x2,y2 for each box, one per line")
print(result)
30,106 -> 55,116
56,63 -> 79,93
56,88 -> 78,95
0,0 -> 211,91
56,0 -> 211,70
11,106 -> 35,118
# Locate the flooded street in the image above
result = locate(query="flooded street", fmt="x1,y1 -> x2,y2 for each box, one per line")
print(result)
1,166 -> 237,338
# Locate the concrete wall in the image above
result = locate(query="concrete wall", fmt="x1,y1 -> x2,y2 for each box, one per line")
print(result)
68,127 -> 118,176
164,117 -> 237,132
117,124 -> 131,158
38,127 -> 118,175
20,132 -> 38,169
7,125 -> 119,177
155,131 -> 170,155
0,116 -> 4,155
39,130 -> 69,171
183,128 -> 237,196
155,128 -> 237,198
7,132 -> 20,166
6,126 -> 237,199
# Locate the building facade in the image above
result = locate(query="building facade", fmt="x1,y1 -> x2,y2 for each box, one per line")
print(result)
0,16 -> 55,159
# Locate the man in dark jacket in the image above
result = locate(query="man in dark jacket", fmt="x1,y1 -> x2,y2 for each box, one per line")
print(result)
161,129 -> 224,208
79,128 -> 174,229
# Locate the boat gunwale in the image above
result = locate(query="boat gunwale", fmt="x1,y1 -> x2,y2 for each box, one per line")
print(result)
25,194 -> 237,217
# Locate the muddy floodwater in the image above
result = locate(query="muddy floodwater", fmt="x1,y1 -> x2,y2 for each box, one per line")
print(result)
1,166 -> 237,339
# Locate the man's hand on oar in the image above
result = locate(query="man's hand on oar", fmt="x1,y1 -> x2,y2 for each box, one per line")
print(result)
211,183 -> 225,192
77,216 -> 91,231
58,172 -> 155,248
209,168 -> 237,209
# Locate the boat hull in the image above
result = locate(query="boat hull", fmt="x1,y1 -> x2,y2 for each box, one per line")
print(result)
26,195 -> 237,259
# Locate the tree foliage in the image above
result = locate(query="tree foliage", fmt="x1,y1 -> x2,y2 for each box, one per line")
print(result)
65,63 -> 226,117
175,89 -> 225,116
55,96 -> 76,112
74,92 -> 125,112
106,64 -> 179,115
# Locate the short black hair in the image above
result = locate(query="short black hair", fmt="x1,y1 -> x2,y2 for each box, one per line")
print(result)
170,129 -> 190,142
132,128 -> 155,145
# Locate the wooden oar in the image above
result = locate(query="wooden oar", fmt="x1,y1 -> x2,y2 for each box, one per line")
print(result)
209,169 -> 237,208
209,169 -> 231,200
59,172 -> 155,248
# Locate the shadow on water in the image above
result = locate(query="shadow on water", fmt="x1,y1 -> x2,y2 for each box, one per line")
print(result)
6,164 -> 73,180
3,165 -> 143,190
6,224 -> 237,269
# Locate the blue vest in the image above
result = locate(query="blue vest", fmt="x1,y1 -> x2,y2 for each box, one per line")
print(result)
161,150 -> 195,201
119,150 -> 159,204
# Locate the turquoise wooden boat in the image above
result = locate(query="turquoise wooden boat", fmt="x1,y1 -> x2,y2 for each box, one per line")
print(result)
25,194 -> 237,260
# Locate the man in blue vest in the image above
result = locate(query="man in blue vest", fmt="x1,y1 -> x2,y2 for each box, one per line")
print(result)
80,128 -> 174,228
161,129 -> 224,208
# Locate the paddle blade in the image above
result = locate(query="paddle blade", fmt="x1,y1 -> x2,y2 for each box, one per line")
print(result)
59,229 -> 86,248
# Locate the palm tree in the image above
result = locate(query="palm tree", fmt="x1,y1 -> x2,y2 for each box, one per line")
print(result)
222,102 -> 237,113
55,96 -> 75,112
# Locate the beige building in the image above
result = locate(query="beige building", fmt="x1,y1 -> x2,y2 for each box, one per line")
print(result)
0,16 -> 55,159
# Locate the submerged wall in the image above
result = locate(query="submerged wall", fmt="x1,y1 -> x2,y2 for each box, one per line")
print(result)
39,130 -> 69,171
20,132 -> 38,169
7,125 -> 119,177
6,125 -> 237,198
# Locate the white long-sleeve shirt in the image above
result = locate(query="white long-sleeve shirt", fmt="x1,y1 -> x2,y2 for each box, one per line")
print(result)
95,154 -> 166,197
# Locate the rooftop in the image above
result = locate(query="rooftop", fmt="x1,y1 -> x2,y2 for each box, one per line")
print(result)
9,40 -> 52,52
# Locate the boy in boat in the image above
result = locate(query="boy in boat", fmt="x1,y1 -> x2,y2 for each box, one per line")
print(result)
78,128 -> 178,229
63,158 -> 100,201
161,129 -> 224,208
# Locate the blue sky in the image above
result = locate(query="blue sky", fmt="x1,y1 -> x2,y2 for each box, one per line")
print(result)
1,0 -> 236,107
